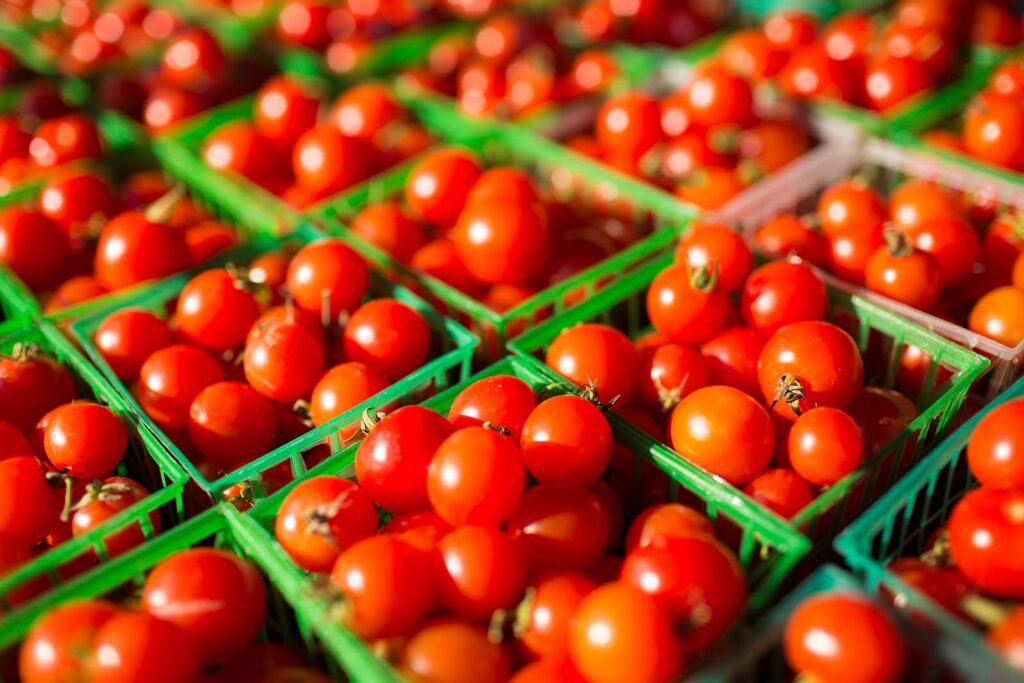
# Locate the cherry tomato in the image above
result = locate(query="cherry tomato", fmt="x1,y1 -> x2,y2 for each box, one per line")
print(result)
700,326 -> 766,397
343,298 -> 430,380
0,207 -> 70,291
624,503 -> 713,551
355,406 -> 454,513
964,93 -> 1024,169
292,125 -> 368,194
19,600 -> 122,683
43,401 -> 127,478
427,426 -> 526,526
350,202 -> 426,263
595,91 -> 664,159
787,407 -> 864,486
188,381 -> 278,467
329,82 -> 401,142
451,199 -> 550,285
817,181 -> 886,237
254,75 -> 319,149
141,548 -> 267,666
70,476 -> 156,558
991,61 -> 1024,98
681,62 -> 755,128
519,572 -> 597,658
968,398 -> 1024,489
903,216 -> 979,285
94,211 -> 190,291
545,323 -> 639,405
670,385 -> 775,484
646,262 -> 732,345
411,238 -> 483,294
276,0 -> 332,49
0,419 -> 32,460
764,11 -> 817,50
161,28 -> 224,90
865,55 -> 930,112
436,525 -> 527,621
569,583 -> 684,683
138,344 -> 226,432
948,487 -> 1024,598
404,147 -> 482,227
989,606 -> 1024,673
285,238 -> 369,322
203,122 -> 277,182
636,342 -> 711,414
380,510 -> 453,552
310,361 -> 389,432
447,374 -> 537,439
778,45 -> 859,102
143,87 -> 205,133
784,592 -> 905,683
721,29 -> 785,81
827,219 -> 884,284
743,468 -> 815,519
331,535 -> 435,638
176,269 -> 261,353
885,557 -> 968,619
398,621 -> 511,683
969,286 -> 1024,347
847,387 -> 918,457
507,484 -> 610,573
0,116 -> 29,165
520,395 -> 612,487
675,166 -> 744,210
244,321 -> 326,402
0,346 -> 77,434
275,476 -> 378,572
38,168 -> 119,236
675,222 -> 753,293
739,260 -> 827,335
865,234 -> 942,310
759,320 -> 864,422
29,114 -> 102,168
0,456 -> 64,544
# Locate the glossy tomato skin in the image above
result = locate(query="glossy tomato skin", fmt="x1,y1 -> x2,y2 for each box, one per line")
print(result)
758,320 -> 864,421
243,322 -> 326,402
188,381 -> 279,467
988,606 -> 1024,673
254,75 -> 319,149
546,324 -> 640,405
625,503 -> 713,551
84,611 -> 199,683
753,213 -> 830,267
520,395 -> 612,486
0,350 -> 77,434
176,269 -> 261,353
447,374 -> 537,438
0,207 -> 70,291
520,572 -> 597,658
787,407 -> 864,486
740,260 -> 827,335
355,406 -> 454,513
285,238 -> 369,321
507,484 -> 610,573
292,125 -> 368,194
784,593 -> 904,683
969,286 -> 1024,347
967,398 -> 1024,489
646,262 -> 732,345
404,147 -> 482,227
38,168 -> 119,235
742,468 -> 815,519
42,402 -> 127,479
847,386 -> 918,457
637,342 -> 711,413
275,476 -> 378,573
70,477 -> 156,558
19,600 -> 122,683
451,199 -> 550,286
94,211 -> 190,291
569,583 -> 685,683
141,548 -> 268,666
436,525 -> 527,621
138,344 -> 226,432
29,114 -> 102,168
94,308 -> 174,381
595,91 -> 664,159
948,487 -> 1024,598
310,362 -> 390,431
670,385 -> 775,485
398,621 -> 511,683
699,327 -> 766,397
343,299 -> 431,380
675,222 -> 753,293
864,242 -> 942,310
351,202 -> 426,263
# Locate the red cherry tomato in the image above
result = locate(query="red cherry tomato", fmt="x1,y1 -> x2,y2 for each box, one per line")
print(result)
71,476 -> 157,558
94,211 -> 190,291
520,395 -> 612,487
967,399 -> 1024,489
519,572 -> 597,658
764,11 -> 817,51
624,503 -> 713,551
0,207 -> 70,291
864,234 -> 942,310
285,238 -> 369,322
742,468 -> 815,519
85,611 -> 199,683
310,361 -> 389,431
595,91 -> 664,159
847,386 -> 918,457
739,260 -> 827,335
447,374 -> 537,439
948,487 -> 1024,598
865,55 -> 930,112
343,298 -> 430,380
399,621 -> 511,683
0,346 -> 77,434
675,222 -> 753,293
276,0 -> 332,49
436,525 -> 527,621
29,114 -> 102,168
817,181 -> 886,237
451,199 -> 550,285
827,219 -> 884,284
787,407 -> 864,486
292,125 -> 368,194
508,484 -> 611,573
161,28 -> 224,90
143,87 -> 205,133
329,82 -> 401,141
545,323 -> 640,405
42,402 -> 127,478
19,601 -> 122,683
0,456 -> 64,544
138,344 -> 226,432
404,147 -> 482,227
350,202 -> 426,263
38,169 -> 119,236
646,262 -> 732,345
203,122 -> 277,182
966,95 -> 1024,170
188,381 -> 279,467
243,321 -> 326,402
636,342 -> 712,414
254,75 -> 319,149
176,269 -> 261,353
681,62 -> 755,128
778,45 -> 859,102
969,286 -> 1024,347
700,326 -> 766,397
905,216 -> 980,285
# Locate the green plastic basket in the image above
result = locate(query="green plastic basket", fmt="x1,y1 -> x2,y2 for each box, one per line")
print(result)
509,251 -> 990,555
310,120 -> 695,360
69,231 -> 477,506
0,504 -> 352,681
0,321 -> 188,636
835,376 -> 1024,682
690,564 -> 981,683
0,22 -> 59,75
242,355 -> 809,681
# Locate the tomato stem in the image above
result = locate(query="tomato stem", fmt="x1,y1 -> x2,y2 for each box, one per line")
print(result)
771,374 -> 806,416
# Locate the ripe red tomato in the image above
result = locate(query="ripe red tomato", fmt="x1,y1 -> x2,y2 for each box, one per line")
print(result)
254,75 -> 319,149
244,321 -> 326,402
70,477 -> 156,557
646,262 -> 732,344
285,239 -> 369,322
670,385 -> 775,484
19,600 -> 122,683
681,62 -> 755,128
675,222 -> 753,293
964,94 -> 1024,170
0,207 -> 70,291
203,122 -> 277,182
699,326 -> 766,397
84,610 -> 199,683
343,298 -> 430,380
404,147 -> 482,227
436,525 -> 527,620
451,199 -> 550,285
742,468 -> 815,519
624,503 -> 712,551
778,45 -> 859,102
143,87 -> 205,132
904,216 -> 979,285
948,487 -> 1024,598
758,320 -> 864,420
138,344 -> 226,432
967,399 -> 1024,489
721,29 -> 785,81
350,202 -> 426,263
764,11 -> 817,50
847,386 -> 918,457
42,402 -> 127,478
276,0 -> 331,48
292,125 -> 368,194
595,91 -> 663,159
38,168 -> 119,235
331,535 -> 435,638
520,395 -> 612,486
0,456 -> 64,544
519,572 -> 596,658
621,533 -> 747,652
546,324 -> 640,405
569,583 -> 684,683
969,286 -> 1024,347
275,476 -> 378,572
310,361 -> 389,431
0,419 -> 32,460
29,114 -> 102,168
988,606 -> 1024,673
740,260 -> 827,335
355,406 -> 454,513
507,484 -> 610,573
329,82 -> 401,142
379,510 -> 453,553
141,548 -> 267,666
865,55 -> 930,112
398,621 -> 511,683
188,381 -> 279,466
787,407 -> 864,486
889,179 -> 959,230
94,211 -> 190,291
447,374 -> 537,439
817,181 -> 886,237
427,426 -> 526,526
0,346 -> 77,434
637,342 -> 711,413
176,269 -> 260,353
885,557 -> 969,619
827,219 -> 884,284
864,235 -> 942,310
0,116 -> 29,165
161,28 -> 224,90
784,593 -> 905,683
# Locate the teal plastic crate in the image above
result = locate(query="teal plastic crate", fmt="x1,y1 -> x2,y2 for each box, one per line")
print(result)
0,504 -> 350,681
691,564 -> 982,683
836,376 -> 1024,683
0,321 -> 188,637
69,230 -> 477,506
243,355 -> 809,682
509,251 -> 989,555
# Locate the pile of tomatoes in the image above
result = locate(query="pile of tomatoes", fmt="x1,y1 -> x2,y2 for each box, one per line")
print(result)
723,1 -> 1020,114
0,342 -> 161,602
570,70 -> 812,210
270,372 -> 748,682
0,106 -> 103,195
16,546 -> 333,683
202,77 -> 430,209
0,166 -> 238,313
91,237 -> 437,497
876,398 -> 1024,674
752,175 -> 1024,350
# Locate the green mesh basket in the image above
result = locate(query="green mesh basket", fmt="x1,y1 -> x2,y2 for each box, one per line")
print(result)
69,230 -> 477,506
690,564 -> 983,682
309,117 -> 695,360
0,504 -> 351,681
241,355 -> 809,682
508,251 -> 989,558
0,22 -> 59,75
0,321 -> 188,637
835,376 -> 1024,682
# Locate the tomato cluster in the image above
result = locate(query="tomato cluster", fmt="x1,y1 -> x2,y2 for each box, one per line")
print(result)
17,546 -> 330,683
923,57 -> 1024,172
0,168 -> 237,313
753,175 -> 1024,349
0,106 -> 102,195
541,223 -> 924,520
724,1 -> 1019,114
0,342 -> 161,602
203,77 -> 430,209
573,74 -> 812,210
272,373 -> 748,682
874,398 -> 1024,674
91,238 -> 435,498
